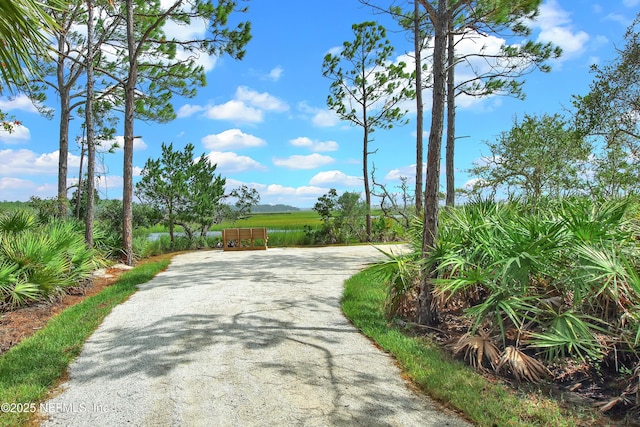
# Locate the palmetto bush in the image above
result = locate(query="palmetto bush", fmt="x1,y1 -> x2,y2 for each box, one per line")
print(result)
0,210 -> 100,309
374,196 -> 640,384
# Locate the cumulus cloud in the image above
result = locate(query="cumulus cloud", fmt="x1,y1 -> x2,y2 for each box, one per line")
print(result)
0,94 -> 39,113
264,184 -> 327,197
529,0 -> 589,59
109,136 -> 148,151
289,136 -> 339,152
263,66 -> 284,82
309,170 -> 362,186
272,153 -> 335,169
385,165 -> 420,181
0,125 -> 31,144
235,86 -> 289,112
297,102 -> 341,127
0,177 -> 56,201
463,178 -> 485,190
206,151 -> 267,173
202,129 -> 267,150
177,104 -> 206,118
180,87 -> 289,124
0,149 -> 81,175
96,174 -> 124,194
205,100 -> 264,123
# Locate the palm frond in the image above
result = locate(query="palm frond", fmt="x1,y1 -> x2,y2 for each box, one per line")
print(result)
496,346 -> 548,383
451,331 -> 500,371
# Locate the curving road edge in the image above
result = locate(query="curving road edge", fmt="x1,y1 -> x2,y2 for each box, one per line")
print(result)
41,246 -> 471,426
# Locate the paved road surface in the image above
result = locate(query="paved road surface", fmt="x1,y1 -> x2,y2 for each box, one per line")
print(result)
41,246 -> 471,426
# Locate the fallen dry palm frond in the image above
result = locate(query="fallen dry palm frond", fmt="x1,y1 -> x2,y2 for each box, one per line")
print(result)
496,346 -> 549,383
451,331 -> 500,371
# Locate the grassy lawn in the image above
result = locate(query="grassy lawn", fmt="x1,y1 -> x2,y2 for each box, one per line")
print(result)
341,268 -> 607,427
0,256 -> 171,427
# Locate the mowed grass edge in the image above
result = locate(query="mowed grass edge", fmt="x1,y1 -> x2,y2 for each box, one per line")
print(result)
0,256 -> 172,427
341,268 -> 605,427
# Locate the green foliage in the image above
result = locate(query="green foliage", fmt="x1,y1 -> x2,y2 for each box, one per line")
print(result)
377,196 -> 640,387
27,196 -> 59,224
136,142 -> 225,246
0,0 -> 62,89
574,13 -> 640,144
322,21 -> 414,240
0,210 -> 99,309
307,189 -> 367,244
369,247 -> 421,318
469,114 -> 591,203
322,21 -> 414,131
342,267 -> 599,426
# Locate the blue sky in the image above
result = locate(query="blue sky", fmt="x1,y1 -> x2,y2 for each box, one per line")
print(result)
0,0 -> 638,208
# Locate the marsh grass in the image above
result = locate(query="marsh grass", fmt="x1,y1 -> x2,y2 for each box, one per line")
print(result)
264,230 -> 308,247
342,268 -> 604,427
213,211 -> 322,230
0,257 -> 171,427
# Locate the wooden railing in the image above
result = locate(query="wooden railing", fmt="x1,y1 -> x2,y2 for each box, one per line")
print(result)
221,228 -> 268,251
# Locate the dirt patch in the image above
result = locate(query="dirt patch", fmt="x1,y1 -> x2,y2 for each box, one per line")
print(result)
0,266 -> 130,356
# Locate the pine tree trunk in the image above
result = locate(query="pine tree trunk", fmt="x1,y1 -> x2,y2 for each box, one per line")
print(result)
414,0 -> 424,213
418,0 -> 447,326
122,0 -> 136,266
84,0 -> 95,247
445,22 -> 456,207
57,57 -> 70,218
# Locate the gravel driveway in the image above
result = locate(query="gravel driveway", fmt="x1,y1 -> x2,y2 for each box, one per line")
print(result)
41,246 -> 471,426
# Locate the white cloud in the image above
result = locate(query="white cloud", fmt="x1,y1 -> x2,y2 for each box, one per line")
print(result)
624,0 -> 640,6
0,149 -> 81,175
326,46 -> 341,56
309,170 -> 361,186
0,177 -> 56,201
163,17 -> 207,41
463,178 -> 485,190
290,136 -> 339,152
96,174 -> 123,194
205,100 -> 264,123
206,151 -> 267,173
0,94 -> 39,113
537,26 -> 589,57
177,104 -> 206,118
183,87 -> 288,123
385,165 -> 420,181
264,184 -> 327,197
530,0 -> 589,59
110,136 -> 147,151
235,86 -> 289,112
264,66 -> 284,82
0,125 -> 31,143
202,129 -> 267,150
272,153 -> 335,170
604,13 -> 633,27
312,110 -> 340,127
297,102 -> 341,127
133,166 -> 143,177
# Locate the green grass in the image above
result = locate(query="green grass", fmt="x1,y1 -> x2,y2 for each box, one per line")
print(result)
265,230 -> 308,246
213,210 -> 322,230
342,268 -> 604,427
0,256 -> 171,427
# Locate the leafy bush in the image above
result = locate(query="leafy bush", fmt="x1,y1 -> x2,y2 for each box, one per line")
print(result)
0,211 -> 100,309
373,196 -> 640,393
